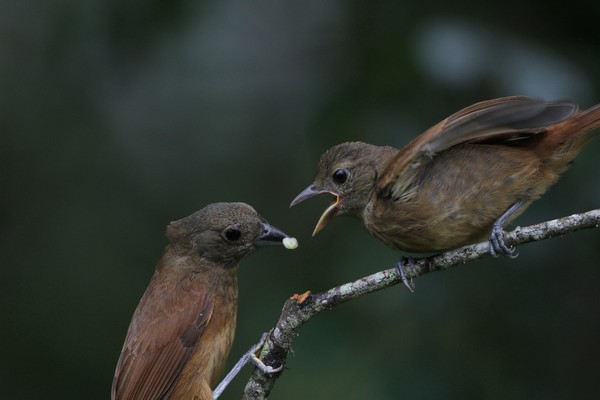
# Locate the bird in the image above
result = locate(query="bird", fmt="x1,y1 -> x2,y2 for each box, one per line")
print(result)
290,96 -> 600,286
112,202 -> 292,400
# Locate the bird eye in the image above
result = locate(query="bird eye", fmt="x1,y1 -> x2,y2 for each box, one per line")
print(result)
332,169 -> 349,184
224,228 -> 241,241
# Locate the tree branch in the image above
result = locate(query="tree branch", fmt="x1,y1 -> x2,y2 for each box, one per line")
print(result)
240,209 -> 600,399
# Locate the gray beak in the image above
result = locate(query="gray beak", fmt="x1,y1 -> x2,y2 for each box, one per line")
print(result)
254,223 -> 289,246
290,185 -> 330,207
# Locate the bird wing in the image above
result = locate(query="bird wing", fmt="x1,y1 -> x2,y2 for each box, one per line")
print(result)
112,275 -> 213,400
377,96 -> 577,199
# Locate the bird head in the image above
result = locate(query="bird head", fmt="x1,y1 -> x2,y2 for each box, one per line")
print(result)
290,142 -> 389,236
167,202 -> 290,266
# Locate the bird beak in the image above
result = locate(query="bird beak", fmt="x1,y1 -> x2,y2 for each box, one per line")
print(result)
254,223 -> 290,246
290,185 -> 328,207
290,184 -> 341,236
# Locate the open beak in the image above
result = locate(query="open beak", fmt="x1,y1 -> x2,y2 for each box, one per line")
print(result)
290,185 -> 341,236
254,223 -> 290,246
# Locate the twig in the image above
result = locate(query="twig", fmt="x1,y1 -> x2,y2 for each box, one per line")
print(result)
240,209 -> 600,399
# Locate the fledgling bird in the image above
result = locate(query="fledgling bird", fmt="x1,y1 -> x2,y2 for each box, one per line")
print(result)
112,202 -> 292,400
291,96 -> 600,278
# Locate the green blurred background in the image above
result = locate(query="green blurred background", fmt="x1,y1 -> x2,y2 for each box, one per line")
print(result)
2,1 -> 600,399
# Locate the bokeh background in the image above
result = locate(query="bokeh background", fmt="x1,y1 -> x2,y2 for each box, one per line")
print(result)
2,1 -> 600,399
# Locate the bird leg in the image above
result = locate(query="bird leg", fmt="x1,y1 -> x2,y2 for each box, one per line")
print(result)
489,200 -> 524,258
213,332 -> 282,399
395,256 -> 416,292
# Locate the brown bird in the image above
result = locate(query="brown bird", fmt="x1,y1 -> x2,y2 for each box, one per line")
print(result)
112,202 -> 291,400
291,96 -> 600,283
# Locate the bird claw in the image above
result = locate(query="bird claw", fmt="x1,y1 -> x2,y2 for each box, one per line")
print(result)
249,332 -> 282,374
396,257 -> 416,292
488,200 -> 523,258
489,222 -> 518,258
250,354 -> 283,374
212,332 -> 282,399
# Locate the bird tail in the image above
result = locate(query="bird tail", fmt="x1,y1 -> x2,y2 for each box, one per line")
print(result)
573,103 -> 600,140
544,102 -> 600,173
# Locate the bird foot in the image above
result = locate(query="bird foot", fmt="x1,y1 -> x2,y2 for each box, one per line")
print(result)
488,200 -> 523,258
249,332 -> 283,374
212,332 -> 281,399
396,257 -> 416,292
489,223 -> 518,258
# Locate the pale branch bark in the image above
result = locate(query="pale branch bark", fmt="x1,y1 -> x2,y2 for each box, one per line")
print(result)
240,209 -> 600,400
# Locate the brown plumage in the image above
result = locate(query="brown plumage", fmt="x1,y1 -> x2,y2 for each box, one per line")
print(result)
112,202 -> 290,400
291,96 -> 600,256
